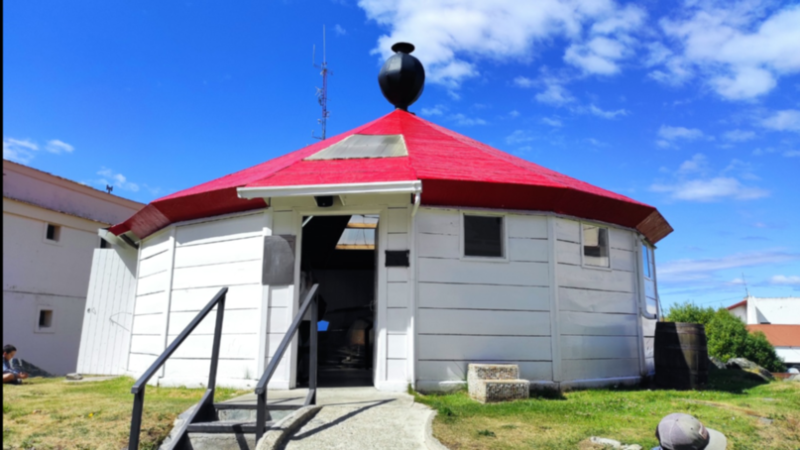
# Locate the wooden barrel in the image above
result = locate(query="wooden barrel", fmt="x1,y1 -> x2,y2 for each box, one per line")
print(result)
654,322 -> 709,390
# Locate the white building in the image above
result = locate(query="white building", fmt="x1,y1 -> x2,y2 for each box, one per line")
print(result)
77,45 -> 674,392
728,296 -> 800,368
2,160 -> 143,375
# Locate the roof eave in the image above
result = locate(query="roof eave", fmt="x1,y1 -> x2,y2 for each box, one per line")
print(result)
237,180 -> 422,200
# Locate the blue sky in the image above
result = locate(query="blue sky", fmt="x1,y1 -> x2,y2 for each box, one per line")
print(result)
4,0 -> 799,309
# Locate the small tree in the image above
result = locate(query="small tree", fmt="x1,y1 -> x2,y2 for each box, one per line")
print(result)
665,301 -> 785,372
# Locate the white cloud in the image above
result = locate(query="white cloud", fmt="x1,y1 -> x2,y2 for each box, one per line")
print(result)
586,103 -> 627,119
651,154 -> 769,202
45,139 -> 75,154
421,104 -> 446,116
97,167 -> 140,193
659,250 -> 799,283
360,0 -> 647,88
658,125 -> 704,141
654,2 -> 800,100
334,24 -> 347,36
513,76 -> 535,88
761,109 -> 800,132
536,79 -> 575,106
508,110 -> 520,118
3,137 -> 38,164
783,150 -> 800,158
770,275 -> 800,286
449,113 -> 486,126
722,129 -> 756,142
541,117 -> 562,127
506,130 -> 536,145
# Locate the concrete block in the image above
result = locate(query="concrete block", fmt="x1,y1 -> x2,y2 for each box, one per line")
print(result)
470,379 -> 530,403
467,364 -> 519,383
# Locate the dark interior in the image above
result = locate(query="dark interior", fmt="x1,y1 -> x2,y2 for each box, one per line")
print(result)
296,215 -> 376,388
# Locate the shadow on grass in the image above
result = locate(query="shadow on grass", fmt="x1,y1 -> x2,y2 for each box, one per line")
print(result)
703,368 -> 770,394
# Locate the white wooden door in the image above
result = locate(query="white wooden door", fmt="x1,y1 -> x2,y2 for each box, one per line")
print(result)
76,247 -> 138,375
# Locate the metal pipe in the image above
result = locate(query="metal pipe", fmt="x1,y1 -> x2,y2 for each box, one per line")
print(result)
256,392 -> 267,441
208,293 -> 226,394
129,389 -> 145,449
411,192 -> 421,217
309,296 -> 318,405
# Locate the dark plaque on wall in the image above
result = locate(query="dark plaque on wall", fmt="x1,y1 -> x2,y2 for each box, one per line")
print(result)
263,235 -> 296,285
385,250 -> 410,267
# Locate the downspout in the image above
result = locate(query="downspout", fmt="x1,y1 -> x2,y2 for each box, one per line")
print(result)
411,192 -> 421,217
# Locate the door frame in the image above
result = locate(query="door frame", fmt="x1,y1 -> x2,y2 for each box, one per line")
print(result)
290,206 -> 388,389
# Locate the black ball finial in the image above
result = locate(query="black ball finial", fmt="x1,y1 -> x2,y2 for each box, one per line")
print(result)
378,42 -> 425,111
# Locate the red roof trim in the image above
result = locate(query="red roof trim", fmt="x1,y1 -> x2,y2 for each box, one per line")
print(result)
727,299 -> 748,310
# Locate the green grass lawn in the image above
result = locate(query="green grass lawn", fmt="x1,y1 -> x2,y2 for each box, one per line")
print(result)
414,371 -> 800,450
2,377 -> 249,450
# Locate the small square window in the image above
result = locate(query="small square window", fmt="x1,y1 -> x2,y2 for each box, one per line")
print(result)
35,308 -> 55,333
583,224 -> 609,267
464,215 -> 504,258
45,224 -> 61,242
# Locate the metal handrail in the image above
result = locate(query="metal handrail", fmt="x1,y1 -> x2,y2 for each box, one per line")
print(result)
128,287 -> 229,450
254,284 -> 319,441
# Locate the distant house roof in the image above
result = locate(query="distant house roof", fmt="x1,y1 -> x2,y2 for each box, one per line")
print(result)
728,299 -> 747,310
747,325 -> 800,347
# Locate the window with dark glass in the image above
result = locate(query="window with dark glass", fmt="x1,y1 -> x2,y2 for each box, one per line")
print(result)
100,239 -> 110,249
583,224 -> 609,267
464,215 -> 503,257
45,224 -> 61,242
642,244 -> 654,279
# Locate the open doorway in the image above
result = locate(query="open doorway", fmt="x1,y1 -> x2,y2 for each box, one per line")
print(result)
296,214 -> 378,387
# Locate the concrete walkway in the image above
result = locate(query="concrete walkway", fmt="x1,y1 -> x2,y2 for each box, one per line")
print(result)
224,388 -> 440,450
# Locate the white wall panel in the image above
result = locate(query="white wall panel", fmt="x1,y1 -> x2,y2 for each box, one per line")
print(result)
507,215 -> 548,239
388,267 -> 409,282
128,353 -> 157,373
611,249 -> 635,272
609,228 -> 634,251
418,283 -> 550,311
560,336 -> 639,360
558,264 -> 636,293
168,334 -> 259,359
170,284 -> 261,312
129,335 -> 163,356
270,286 -> 294,308
388,282 -> 409,307
416,209 -> 459,235
417,233 -> 459,259
167,309 -> 260,335
559,288 -> 636,314
419,309 -> 551,336
387,334 -> 407,359
132,314 -> 163,335
508,238 -> 549,262
164,358 -> 258,380
555,219 -> 580,243
556,241 -> 581,266
137,271 -> 169,296
272,211 -> 295,235
268,307 -> 290,334
387,359 -> 407,381
418,258 -> 549,286
386,233 -> 408,251
140,230 -> 172,260
134,292 -> 167,315
418,335 -> 551,361
387,208 -> 409,233
175,213 -> 263,247
172,260 -> 261,289
174,236 -> 262,268
560,312 -> 638,337
387,308 -> 409,333
642,318 -> 657,337
418,361 -> 553,381
138,252 -> 170,278
562,358 -> 639,381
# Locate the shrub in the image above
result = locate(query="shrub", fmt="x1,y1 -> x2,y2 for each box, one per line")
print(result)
665,302 -> 785,372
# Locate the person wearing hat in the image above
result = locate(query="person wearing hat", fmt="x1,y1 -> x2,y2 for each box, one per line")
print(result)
653,413 -> 727,450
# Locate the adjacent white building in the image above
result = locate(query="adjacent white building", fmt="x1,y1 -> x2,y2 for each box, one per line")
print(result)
2,160 -> 143,375
728,296 -> 800,369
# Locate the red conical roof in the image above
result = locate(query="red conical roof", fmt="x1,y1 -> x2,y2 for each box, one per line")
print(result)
111,110 -> 672,243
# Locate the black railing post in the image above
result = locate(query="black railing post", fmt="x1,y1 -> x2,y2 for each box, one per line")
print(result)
129,388 -> 145,450
309,295 -> 318,405
256,390 -> 267,441
208,293 -> 226,395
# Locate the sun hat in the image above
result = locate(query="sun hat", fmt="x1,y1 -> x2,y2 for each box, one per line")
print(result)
655,413 -> 727,450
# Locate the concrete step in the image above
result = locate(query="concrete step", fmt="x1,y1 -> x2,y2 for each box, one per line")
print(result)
467,363 -> 520,382
469,379 -> 530,403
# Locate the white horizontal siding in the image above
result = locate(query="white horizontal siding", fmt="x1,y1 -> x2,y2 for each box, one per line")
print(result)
417,335 -> 551,361
418,258 -> 549,286
387,208 -> 409,233
417,209 -> 460,235
558,264 -> 636,293
387,308 -> 409,333
140,230 -> 172,260
138,251 -> 171,278
388,282 -> 409,308
167,309 -> 260,335
418,360 -> 553,382
175,213 -> 264,247
611,249 -> 635,272
560,336 -> 639,360
419,309 -> 551,336
137,271 -> 169,296
134,292 -> 167,315
506,214 -> 548,239
555,219 -> 580,243
609,228 -> 634,251
170,284 -> 261,312
388,334 -> 407,359
132,314 -> 163,335
560,312 -> 638,337
164,358 -> 258,380
556,241 -> 581,266
174,236 -> 262,268
167,334 -> 259,360
172,260 -> 261,289
387,359 -> 407,381
417,234 -> 459,258
559,288 -> 636,314
418,283 -> 550,311
562,358 -> 639,381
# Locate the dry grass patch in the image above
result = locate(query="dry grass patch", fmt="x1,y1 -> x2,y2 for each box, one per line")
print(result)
2,376 -> 249,450
416,371 -> 800,450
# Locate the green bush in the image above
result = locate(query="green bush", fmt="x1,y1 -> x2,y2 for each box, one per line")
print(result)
666,302 -> 785,372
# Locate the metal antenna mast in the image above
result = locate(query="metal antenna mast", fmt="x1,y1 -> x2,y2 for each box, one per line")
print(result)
312,26 -> 331,140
